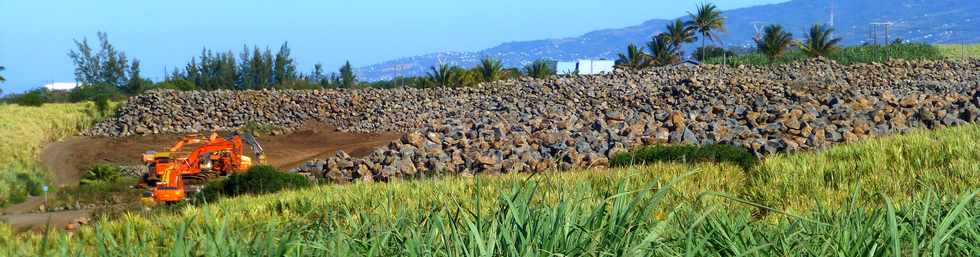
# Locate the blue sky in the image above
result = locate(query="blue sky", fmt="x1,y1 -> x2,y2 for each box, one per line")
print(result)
0,0 -> 785,94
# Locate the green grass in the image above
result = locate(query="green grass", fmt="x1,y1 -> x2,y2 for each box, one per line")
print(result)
936,44 -> 980,59
1,123 -> 978,256
749,124 -> 980,212
611,144 -> 757,170
0,103 -> 105,207
707,43 -> 945,65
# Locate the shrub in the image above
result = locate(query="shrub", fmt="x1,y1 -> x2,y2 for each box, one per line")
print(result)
832,43 -> 942,64
94,94 -> 110,116
17,173 -> 44,196
206,165 -> 310,200
705,43 -> 944,66
610,144 -> 757,170
196,179 -> 227,203
80,164 -> 123,185
14,90 -> 45,107
693,46 -> 737,61
242,121 -> 283,136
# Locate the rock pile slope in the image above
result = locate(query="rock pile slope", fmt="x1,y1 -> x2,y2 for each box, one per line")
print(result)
89,58 -> 980,182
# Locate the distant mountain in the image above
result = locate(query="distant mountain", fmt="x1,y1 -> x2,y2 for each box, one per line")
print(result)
357,0 -> 980,81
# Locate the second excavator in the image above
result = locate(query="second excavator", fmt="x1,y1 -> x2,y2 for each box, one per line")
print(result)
140,132 -> 266,203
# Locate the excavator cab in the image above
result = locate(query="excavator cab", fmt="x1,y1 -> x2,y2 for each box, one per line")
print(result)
141,151 -> 174,187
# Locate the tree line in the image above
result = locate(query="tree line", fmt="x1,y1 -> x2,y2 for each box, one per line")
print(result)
2,32 -> 362,106
613,2 -> 860,69
3,1 -> 946,106
2,30 -> 564,106
0,65 -> 6,95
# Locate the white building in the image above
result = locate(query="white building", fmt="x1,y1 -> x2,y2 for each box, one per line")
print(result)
556,59 -> 615,75
43,82 -> 79,91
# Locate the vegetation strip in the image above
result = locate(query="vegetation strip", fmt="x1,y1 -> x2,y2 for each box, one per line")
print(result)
0,103 -> 105,207
2,123 -> 979,255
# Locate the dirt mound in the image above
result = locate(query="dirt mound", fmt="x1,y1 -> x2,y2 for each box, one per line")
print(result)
39,122 -> 398,188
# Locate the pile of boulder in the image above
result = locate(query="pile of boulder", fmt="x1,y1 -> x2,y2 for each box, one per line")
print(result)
88,58 -> 980,182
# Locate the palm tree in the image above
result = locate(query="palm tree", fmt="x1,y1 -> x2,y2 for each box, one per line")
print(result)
648,34 -> 680,66
799,24 -> 842,58
664,19 -> 696,56
688,3 -> 726,61
0,66 -> 5,83
477,58 -> 503,82
424,63 -> 465,88
616,43 -> 652,70
755,25 -> 794,62
523,60 -> 554,79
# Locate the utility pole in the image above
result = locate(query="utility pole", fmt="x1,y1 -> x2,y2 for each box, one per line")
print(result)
870,22 -> 894,61
751,21 -> 766,38
387,64 -> 410,88
42,185 -> 48,212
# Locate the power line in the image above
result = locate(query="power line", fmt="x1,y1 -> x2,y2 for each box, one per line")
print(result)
829,0 -> 836,27
870,22 -> 894,61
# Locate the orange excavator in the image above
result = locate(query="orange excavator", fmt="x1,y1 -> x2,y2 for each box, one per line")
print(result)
140,132 -> 266,203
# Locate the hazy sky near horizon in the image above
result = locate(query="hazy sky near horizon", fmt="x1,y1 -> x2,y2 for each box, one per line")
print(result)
0,0 -> 785,94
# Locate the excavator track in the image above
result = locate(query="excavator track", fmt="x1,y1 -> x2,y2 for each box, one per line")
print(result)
182,171 -> 219,185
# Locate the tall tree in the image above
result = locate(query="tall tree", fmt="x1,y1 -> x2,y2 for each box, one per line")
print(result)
478,58 -> 503,82
755,24 -> 794,62
239,47 -> 275,88
68,32 -> 130,88
195,49 -> 211,89
688,3 -> 726,61
124,59 -> 147,94
665,19 -> 696,57
616,43 -> 652,70
799,24 -> 842,58
237,45 -> 254,89
311,63 -> 330,87
185,57 -> 201,88
259,48 -> 274,88
217,51 -> 237,89
188,48 -> 237,90
339,61 -> 357,88
96,32 -> 128,87
273,42 -> 297,85
67,36 -> 100,85
648,34 -> 680,66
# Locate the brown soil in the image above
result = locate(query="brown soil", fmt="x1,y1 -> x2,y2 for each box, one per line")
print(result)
0,210 -> 92,232
1,122 -> 399,231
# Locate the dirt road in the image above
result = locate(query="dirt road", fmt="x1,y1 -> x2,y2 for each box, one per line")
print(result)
38,123 -> 399,188
2,123 -> 399,231
0,210 -> 91,232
